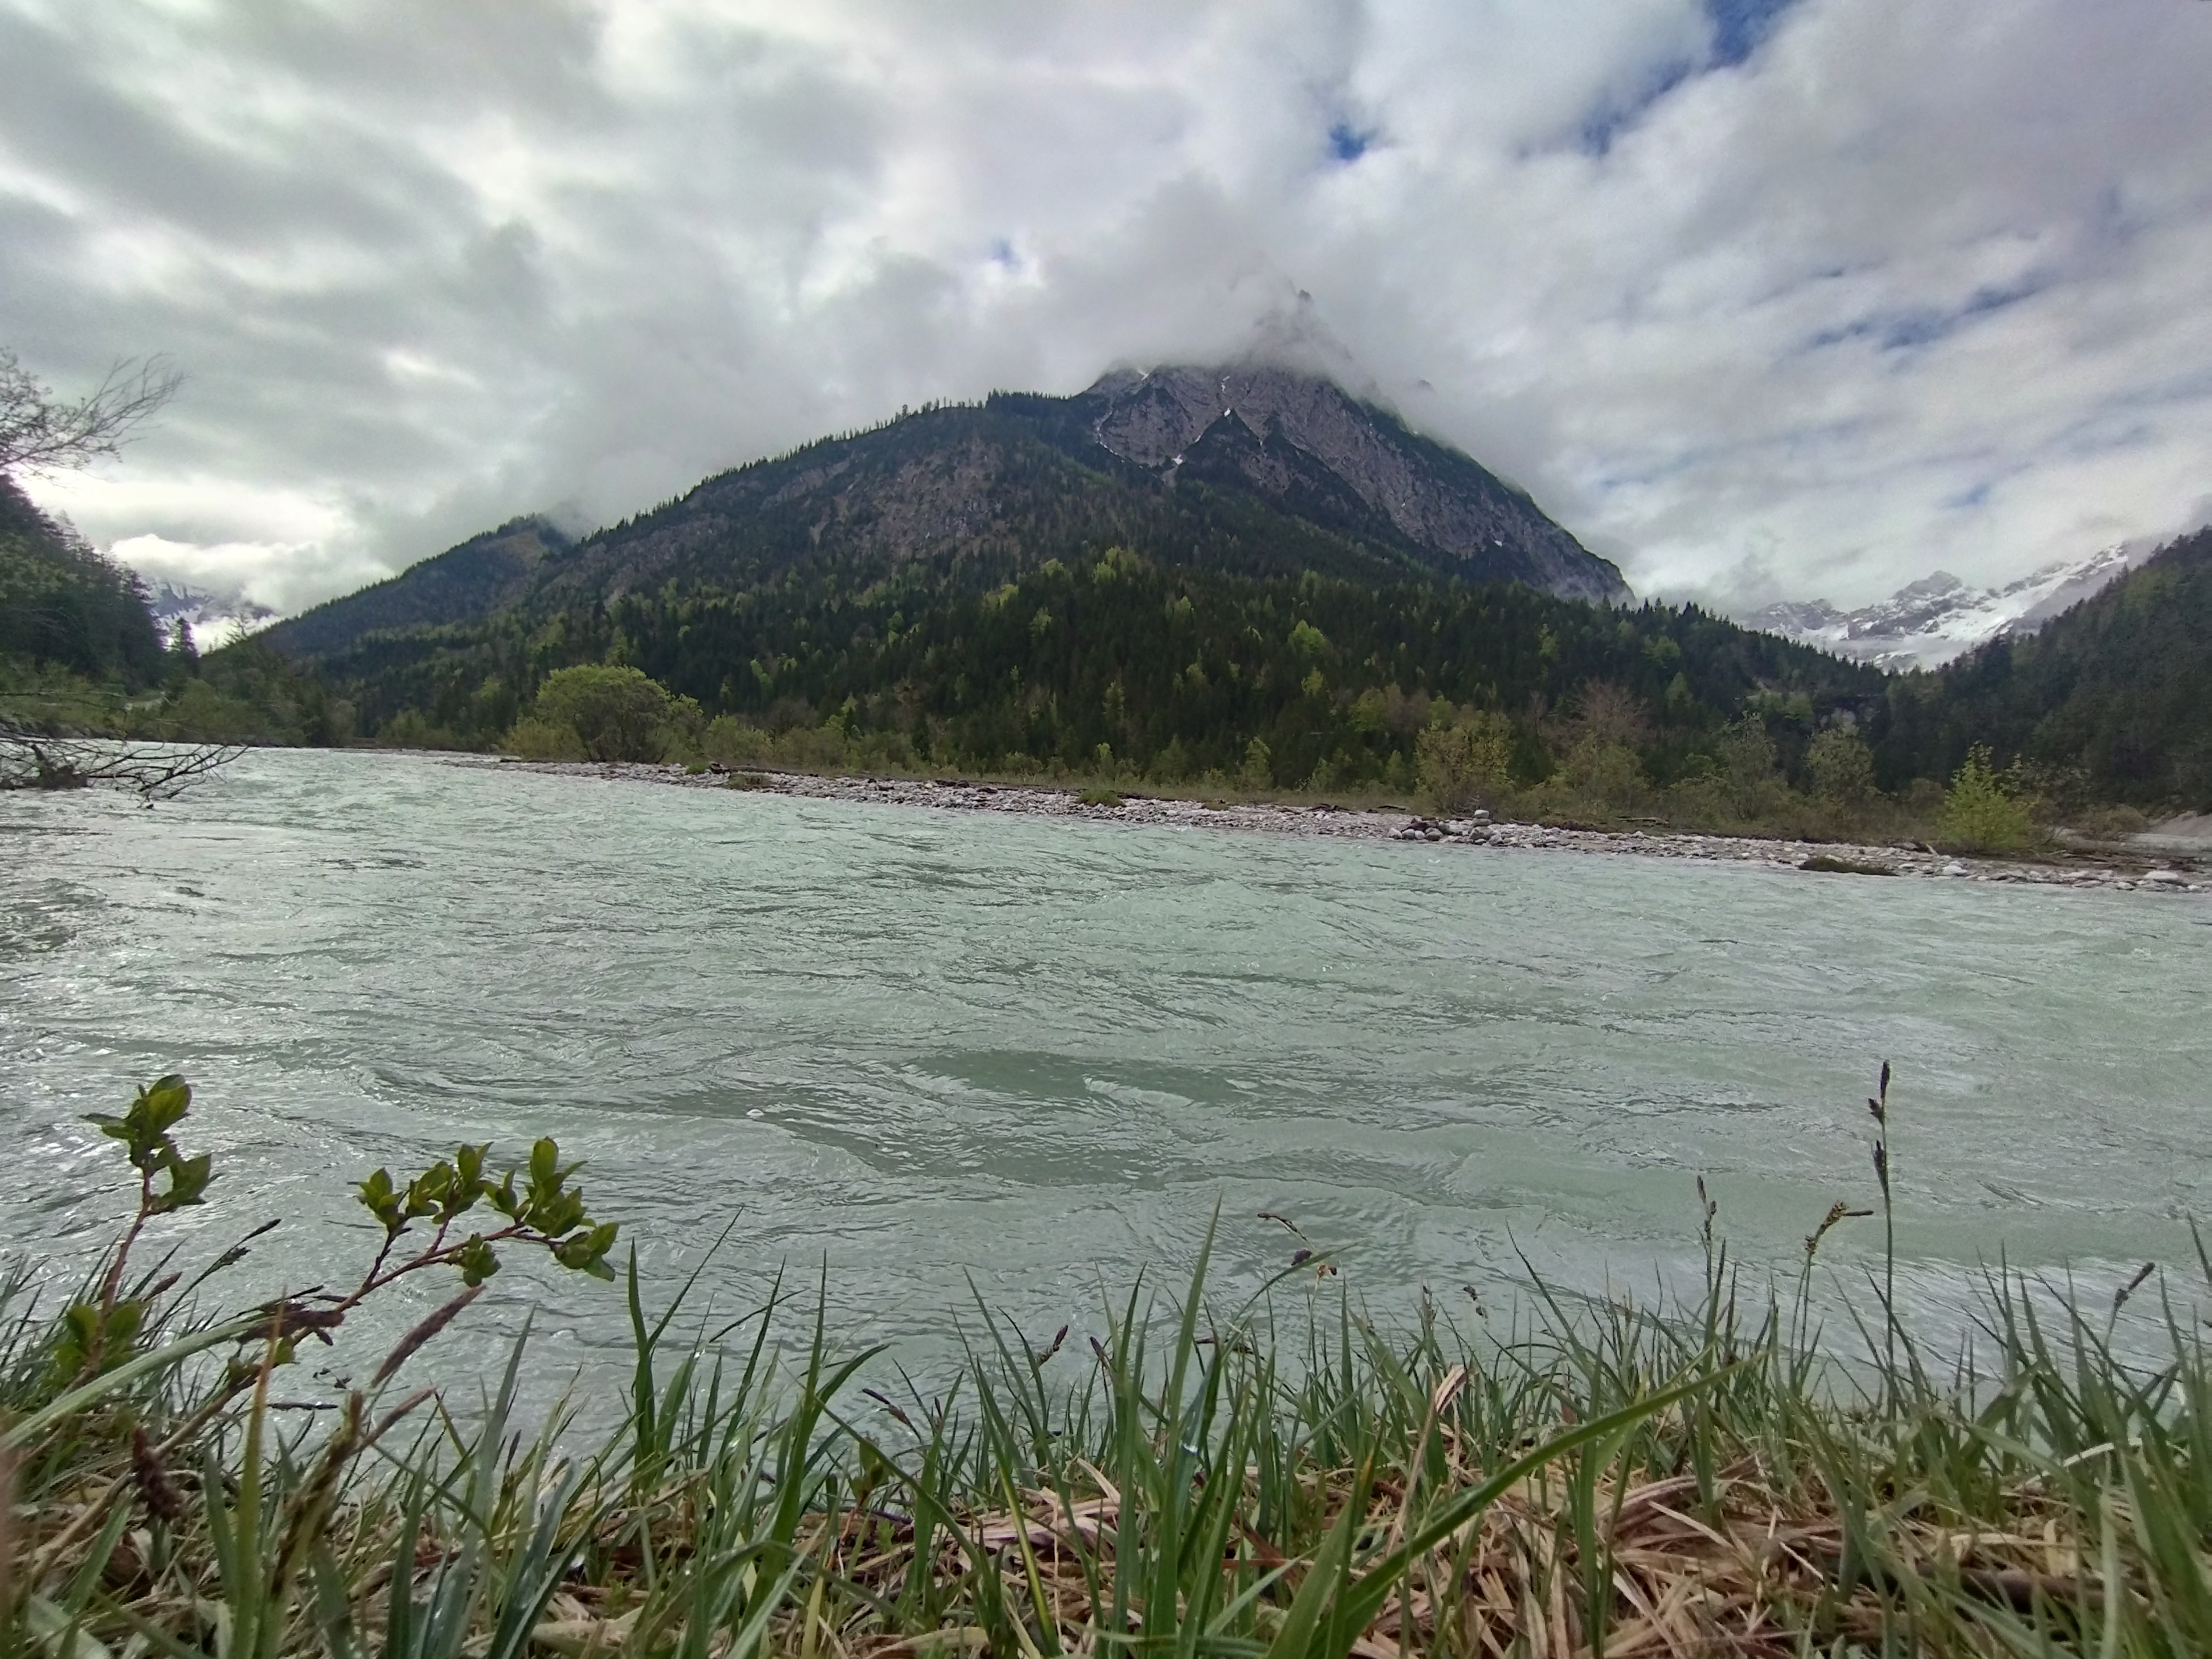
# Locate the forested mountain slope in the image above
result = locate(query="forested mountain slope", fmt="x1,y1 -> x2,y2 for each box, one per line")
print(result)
1880,525 -> 2212,807
0,476 -> 165,687
308,546 -> 1879,789
269,516 -> 569,658
260,364 -> 1628,665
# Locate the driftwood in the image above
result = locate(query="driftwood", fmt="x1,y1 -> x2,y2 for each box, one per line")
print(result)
0,720 -> 243,802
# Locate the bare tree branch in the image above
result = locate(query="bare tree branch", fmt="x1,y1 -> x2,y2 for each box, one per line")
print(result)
0,718 -> 243,803
0,349 -> 183,477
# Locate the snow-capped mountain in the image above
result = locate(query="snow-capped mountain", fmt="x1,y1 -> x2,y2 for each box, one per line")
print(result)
1744,546 -> 2147,670
142,580 -> 280,653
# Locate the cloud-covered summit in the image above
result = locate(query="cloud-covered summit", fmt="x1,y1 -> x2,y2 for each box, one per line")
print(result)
4,0 -> 2209,620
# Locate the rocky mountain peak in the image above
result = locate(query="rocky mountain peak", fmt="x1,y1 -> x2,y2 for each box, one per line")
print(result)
1081,362 -> 1631,605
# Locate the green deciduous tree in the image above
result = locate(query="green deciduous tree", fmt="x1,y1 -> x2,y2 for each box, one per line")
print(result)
531,664 -> 676,762
1805,727 -> 1877,808
1937,744 -> 2034,853
1416,711 -> 1513,813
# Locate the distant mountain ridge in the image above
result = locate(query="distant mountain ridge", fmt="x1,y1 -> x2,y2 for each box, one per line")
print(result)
261,363 -> 1629,661
142,579 -> 279,653
1745,546 -> 2148,670
265,517 -> 569,659
1879,526 -> 2212,807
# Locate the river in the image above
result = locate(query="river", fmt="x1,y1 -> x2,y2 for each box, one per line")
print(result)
4,749 -> 2207,1392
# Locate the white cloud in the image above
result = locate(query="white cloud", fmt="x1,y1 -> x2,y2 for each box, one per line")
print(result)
2,0 -> 2208,617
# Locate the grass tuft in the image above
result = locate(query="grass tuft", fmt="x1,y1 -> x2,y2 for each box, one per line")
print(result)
7,1070 -> 2211,1657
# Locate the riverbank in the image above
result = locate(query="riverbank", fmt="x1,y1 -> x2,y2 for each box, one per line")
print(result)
17,1068 -> 2210,1659
476,756 -> 2209,894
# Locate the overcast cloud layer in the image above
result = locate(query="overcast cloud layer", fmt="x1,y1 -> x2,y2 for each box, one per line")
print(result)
4,0 -> 2210,617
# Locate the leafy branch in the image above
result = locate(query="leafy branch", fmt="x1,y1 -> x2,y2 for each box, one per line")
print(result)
352,1134 -> 621,1297
58,1077 -> 618,1393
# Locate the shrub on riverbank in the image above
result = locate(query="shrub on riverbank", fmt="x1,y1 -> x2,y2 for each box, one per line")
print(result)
9,1070 -> 2211,1656
1937,745 -> 2038,855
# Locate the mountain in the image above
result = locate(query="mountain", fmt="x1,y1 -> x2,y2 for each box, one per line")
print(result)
1081,365 -> 1628,604
1877,527 -> 2212,807
244,363 -> 1925,793
1746,546 -> 2146,670
262,363 -> 1628,662
266,516 -> 569,659
142,579 -> 279,653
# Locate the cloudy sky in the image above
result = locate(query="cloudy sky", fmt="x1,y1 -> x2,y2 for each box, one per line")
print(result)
4,0 -> 2209,617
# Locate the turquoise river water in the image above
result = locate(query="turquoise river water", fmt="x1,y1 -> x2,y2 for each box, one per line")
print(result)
3,749 -> 2207,1391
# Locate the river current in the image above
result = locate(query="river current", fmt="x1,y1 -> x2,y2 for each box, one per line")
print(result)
3,750 -> 2207,1389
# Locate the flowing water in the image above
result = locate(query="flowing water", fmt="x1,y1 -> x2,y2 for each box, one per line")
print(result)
3,750 -> 2207,1394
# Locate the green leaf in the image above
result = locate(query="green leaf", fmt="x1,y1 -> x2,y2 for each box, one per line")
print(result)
553,1221 -> 619,1277
47,1299 -> 148,1387
405,1161 -> 455,1220
454,1141 -> 490,1196
454,1235 -> 501,1286
356,1168 -> 404,1232
526,1190 -> 586,1238
137,1075 -> 191,1136
150,1149 -> 214,1212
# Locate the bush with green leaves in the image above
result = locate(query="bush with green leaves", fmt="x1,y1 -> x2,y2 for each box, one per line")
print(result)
528,664 -> 678,762
504,714 -> 586,760
1237,735 -> 1273,791
1937,743 -> 2035,853
1414,711 -> 1512,813
701,713 -> 773,766
1805,726 -> 1877,808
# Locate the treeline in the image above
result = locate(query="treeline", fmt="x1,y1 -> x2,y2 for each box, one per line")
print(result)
1879,526 -> 2212,810
0,476 -> 337,744
0,476 -> 165,687
256,510 -> 2212,825
315,549 -> 1885,794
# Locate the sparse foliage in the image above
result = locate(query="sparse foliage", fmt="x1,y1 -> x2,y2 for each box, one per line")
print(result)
1416,710 -> 1512,813
0,347 -> 180,478
0,722 -> 245,800
1805,726 -> 1877,807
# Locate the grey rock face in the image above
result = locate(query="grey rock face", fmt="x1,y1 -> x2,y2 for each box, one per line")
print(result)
1083,364 -> 1631,605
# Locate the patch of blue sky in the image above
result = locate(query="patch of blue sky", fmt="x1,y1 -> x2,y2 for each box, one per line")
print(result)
1326,120 -> 1374,163
1586,417 -> 1879,492
987,238 -> 1017,268
2050,411 -> 2158,460
1706,0 -> 1801,68
1576,0 -> 1805,156
1578,60 -> 1696,157
1805,275 -> 2051,354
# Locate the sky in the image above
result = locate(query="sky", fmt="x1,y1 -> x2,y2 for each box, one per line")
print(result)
3,0 -> 2210,618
